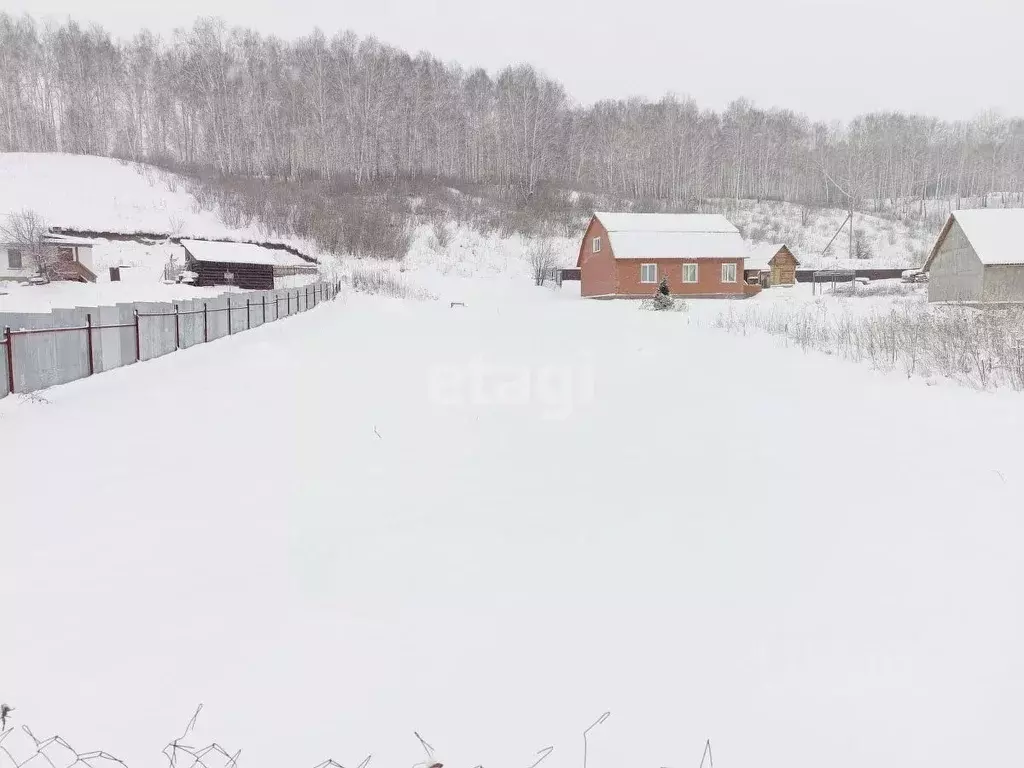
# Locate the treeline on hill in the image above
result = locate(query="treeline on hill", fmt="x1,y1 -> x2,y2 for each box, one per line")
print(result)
182,168 -> 592,259
3,14 -> 1024,258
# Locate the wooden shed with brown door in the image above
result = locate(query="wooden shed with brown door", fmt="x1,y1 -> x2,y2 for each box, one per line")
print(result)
745,244 -> 799,287
180,238 -> 317,290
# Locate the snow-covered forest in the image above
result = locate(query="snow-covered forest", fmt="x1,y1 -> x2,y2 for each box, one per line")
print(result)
1,13 -> 1023,212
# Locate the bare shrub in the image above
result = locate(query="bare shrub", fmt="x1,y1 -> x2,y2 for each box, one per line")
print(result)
349,266 -> 436,300
854,234 -> 875,260
709,301 -> 1024,391
0,209 -> 72,281
832,281 -> 921,298
527,237 -> 560,286
340,199 -> 412,260
747,223 -> 768,242
431,220 -> 451,250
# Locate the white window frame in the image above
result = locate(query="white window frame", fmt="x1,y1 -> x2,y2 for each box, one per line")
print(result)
640,263 -> 658,284
682,263 -> 698,283
592,236 -> 602,253
721,263 -> 737,283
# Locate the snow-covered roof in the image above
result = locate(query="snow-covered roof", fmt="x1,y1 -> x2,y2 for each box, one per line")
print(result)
44,233 -> 95,247
593,212 -> 744,261
181,239 -> 313,268
745,243 -> 798,270
595,212 -> 738,234
925,209 -> 1024,269
746,244 -> 783,271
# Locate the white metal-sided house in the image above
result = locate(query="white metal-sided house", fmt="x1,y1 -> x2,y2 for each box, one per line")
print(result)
924,209 -> 1024,303
1,234 -> 96,283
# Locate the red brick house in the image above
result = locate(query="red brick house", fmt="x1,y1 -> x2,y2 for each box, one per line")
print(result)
576,212 -> 754,298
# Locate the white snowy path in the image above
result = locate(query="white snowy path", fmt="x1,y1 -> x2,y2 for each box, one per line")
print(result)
2,284 -> 1023,768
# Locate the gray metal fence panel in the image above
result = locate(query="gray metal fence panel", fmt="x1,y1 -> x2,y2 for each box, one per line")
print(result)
94,304 -> 123,374
138,301 -> 177,361
177,300 -> 203,349
206,296 -> 228,341
112,304 -> 136,369
13,308 -> 89,391
0,282 -> 333,398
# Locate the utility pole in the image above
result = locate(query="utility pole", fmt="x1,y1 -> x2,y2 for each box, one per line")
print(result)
819,163 -> 855,259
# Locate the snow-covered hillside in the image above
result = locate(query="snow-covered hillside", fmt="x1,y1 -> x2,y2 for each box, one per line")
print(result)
0,153 -> 943,289
0,154 -> 327,310
0,153 -> 266,240
406,223 -> 578,277
1,281 -> 1021,768
720,200 -> 934,269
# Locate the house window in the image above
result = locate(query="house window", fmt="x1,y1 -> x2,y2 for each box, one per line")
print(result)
592,236 -> 602,253
7,248 -> 23,269
721,263 -> 737,283
682,263 -> 698,283
640,263 -> 657,284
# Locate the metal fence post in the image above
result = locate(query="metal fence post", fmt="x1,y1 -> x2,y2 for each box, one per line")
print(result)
203,303 -> 209,343
133,309 -> 141,362
227,300 -> 233,336
262,295 -> 267,325
86,313 -> 95,376
287,292 -> 291,315
174,305 -> 181,350
275,294 -> 280,319
4,326 -> 14,394
246,299 -> 251,330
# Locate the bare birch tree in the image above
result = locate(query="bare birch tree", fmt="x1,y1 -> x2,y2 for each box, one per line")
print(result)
0,209 -> 65,280
2,12 -> 1024,213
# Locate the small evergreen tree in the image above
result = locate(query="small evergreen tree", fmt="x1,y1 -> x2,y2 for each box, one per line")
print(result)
652,276 -> 674,310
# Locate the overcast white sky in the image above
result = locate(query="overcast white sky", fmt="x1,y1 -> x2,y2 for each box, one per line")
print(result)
4,0 -> 1023,121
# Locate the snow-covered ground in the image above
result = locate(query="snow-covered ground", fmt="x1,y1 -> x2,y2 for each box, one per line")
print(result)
689,279 -> 928,320
2,276 -> 1022,768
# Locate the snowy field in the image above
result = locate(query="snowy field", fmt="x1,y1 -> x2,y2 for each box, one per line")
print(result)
2,277 -> 1023,768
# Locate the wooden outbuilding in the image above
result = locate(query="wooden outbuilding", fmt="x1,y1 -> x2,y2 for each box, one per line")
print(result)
181,239 -> 317,290
744,244 -> 799,287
